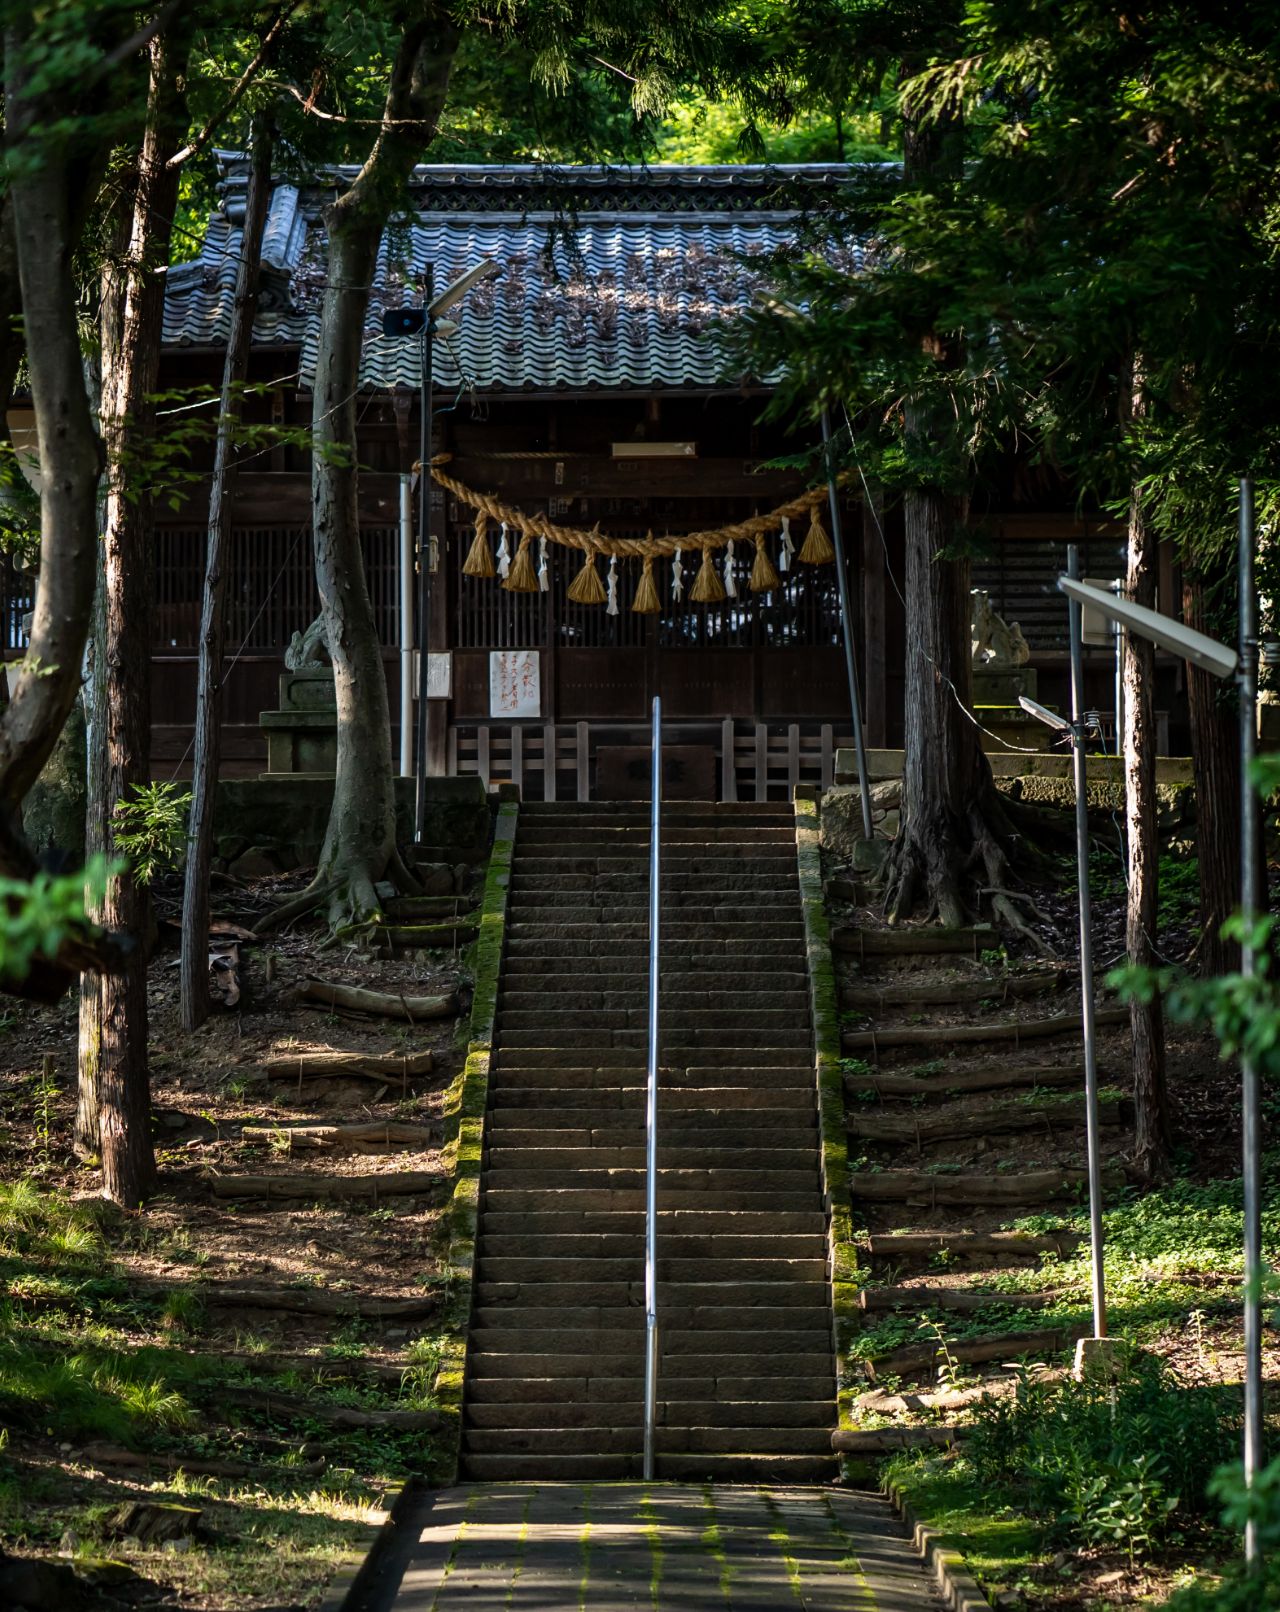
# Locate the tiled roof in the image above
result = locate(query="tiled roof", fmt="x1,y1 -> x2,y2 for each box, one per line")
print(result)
162,158 -> 868,394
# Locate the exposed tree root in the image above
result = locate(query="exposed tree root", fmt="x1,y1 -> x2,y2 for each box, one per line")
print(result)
255,878 -> 339,936
388,846 -> 424,897
882,781 -> 1052,951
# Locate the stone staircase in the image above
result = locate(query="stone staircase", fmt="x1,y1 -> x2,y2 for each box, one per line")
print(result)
461,800 -> 838,1481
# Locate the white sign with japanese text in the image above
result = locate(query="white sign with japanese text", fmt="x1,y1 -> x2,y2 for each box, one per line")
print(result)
489,650 -> 540,718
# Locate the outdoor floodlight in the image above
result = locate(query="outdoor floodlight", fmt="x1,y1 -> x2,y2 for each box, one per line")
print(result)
1058,576 -> 1239,680
1018,694 -> 1071,733
429,257 -> 501,317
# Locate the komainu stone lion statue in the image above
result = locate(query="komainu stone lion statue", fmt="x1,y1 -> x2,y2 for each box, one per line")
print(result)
971,588 -> 1030,668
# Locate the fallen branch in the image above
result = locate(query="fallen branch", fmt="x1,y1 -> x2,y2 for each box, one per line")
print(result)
865,1326 -> 1090,1381
240,1121 -> 439,1154
81,1442 -> 324,1479
204,1285 -> 439,1319
258,1048 -> 434,1080
216,1385 -> 445,1431
209,1169 -> 443,1202
298,979 -> 458,1021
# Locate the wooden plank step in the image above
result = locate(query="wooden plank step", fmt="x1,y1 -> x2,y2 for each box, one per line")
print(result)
845,1063 -> 1089,1099
857,1286 -> 1055,1314
864,1230 -> 1081,1262
848,1096 -> 1125,1144
843,1006 -> 1128,1053
843,968 -> 1066,1008
850,1167 -> 1125,1206
832,925 -> 997,957
865,1326 -> 1090,1381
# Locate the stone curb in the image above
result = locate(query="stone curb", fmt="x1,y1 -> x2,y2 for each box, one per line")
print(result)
886,1479 -> 993,1612
319,1479 -> 420,1612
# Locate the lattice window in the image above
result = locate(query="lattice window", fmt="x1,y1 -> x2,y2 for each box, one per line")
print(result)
973,538 -> 1126,652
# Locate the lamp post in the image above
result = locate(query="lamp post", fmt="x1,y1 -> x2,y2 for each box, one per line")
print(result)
382,256 -> 501,840
1058,482 -> 1262,1568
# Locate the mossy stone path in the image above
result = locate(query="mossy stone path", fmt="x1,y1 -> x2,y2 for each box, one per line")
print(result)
373,1483 -> 943,1610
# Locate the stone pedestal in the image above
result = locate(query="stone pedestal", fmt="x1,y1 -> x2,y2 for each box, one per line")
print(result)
260,669 -> 337,778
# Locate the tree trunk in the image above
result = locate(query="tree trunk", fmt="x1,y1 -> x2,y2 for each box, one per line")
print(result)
305,7 -> 459,927
1122,450 -> 1169,1179
881,80 -> 1035,932
0,45 -> 104,867
181,118 -> 274,1031
1184,572 -> 1241,977
89,31 -> 188,1207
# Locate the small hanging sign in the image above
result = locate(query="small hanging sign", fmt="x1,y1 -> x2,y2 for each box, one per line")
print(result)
490,649 -> 540,718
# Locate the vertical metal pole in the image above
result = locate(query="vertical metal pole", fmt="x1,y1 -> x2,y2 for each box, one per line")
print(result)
1239,477 -> 1263,1570
399,477 -> 414,778
414,264 -> 435,842
820,408 -> 873,838
1068,545 -> 1107,1340
643,694 -> 661,1481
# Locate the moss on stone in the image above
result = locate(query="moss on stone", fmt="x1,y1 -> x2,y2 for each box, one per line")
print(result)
793,796 -> 863,1439
429,801 -> 516,1483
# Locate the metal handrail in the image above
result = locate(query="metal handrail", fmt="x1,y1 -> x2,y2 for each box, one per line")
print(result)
643,695 -> 661,1480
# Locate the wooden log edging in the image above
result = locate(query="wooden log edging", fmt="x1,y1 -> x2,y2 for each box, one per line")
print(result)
843,1006 -> 1128,1054
431,800 -> 518,1485
793,793 -> 863,1446
886,1478 -> 994,1612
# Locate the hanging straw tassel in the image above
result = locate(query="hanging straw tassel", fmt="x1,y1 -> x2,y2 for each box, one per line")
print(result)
750,531 -> 781,594
689,544 -> 726,604
632,553 -> 661,614
496,522 -> 512,578
779,515 -> 794,572
798,504 -> 835,564
537,535 -> 550,591
503,531 -> 539,592
671,545 -> 684,602
462,513 -> 495,578
567,544 -> 607,605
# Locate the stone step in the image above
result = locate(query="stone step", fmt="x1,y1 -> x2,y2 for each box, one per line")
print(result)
461,1425 -> 832,1456
480,1141 -> 818,1167
457,1452 -> 838,1481
483,1166 -> 819,1193
504,937 -> 803,960
485,1126 -> 817,1150
477,1232 -> 828,1260
472,1304 -> 831,1333
505,921 -> 806,942
475,1264 -> 827,1290
496,1030 -> 812,1051
510,872 -> 799,894
516,825 -> 795,844
488,1092 -> 812,1120
498,989 -> 810,1014
465,1399 -> 833,1429
497,1008 -> 807,1034
494,1047 -> 812,1070
466,1350 -> 836,1381
490,1068 -> 814,1094
500,970 -> 810,992
509,856 -> 799,876
482,1188 -> 820,1212
507,885 -> 800,906
480,1208 -> 826,1236
469,1327 -> 832,1356
465,1374 -> 836,1404
519,803 -> 792,820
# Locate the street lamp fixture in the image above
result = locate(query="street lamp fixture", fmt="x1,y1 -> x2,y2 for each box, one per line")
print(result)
382,257 -> 502,840
1057,480 -> 1263,1571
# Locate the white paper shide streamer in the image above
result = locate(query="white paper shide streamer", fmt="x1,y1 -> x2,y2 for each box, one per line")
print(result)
724,538 -> 738,598
780,515 -> 794,572
497,521 -> 511,579
606,553 -> 619,616
672,546 -> 684,602
537,535 -> 549,591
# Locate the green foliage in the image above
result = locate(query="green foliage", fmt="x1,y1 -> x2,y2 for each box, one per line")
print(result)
112,782 -> 191,885
0,855 -> 116,984
962,1354 -> 1239,1563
